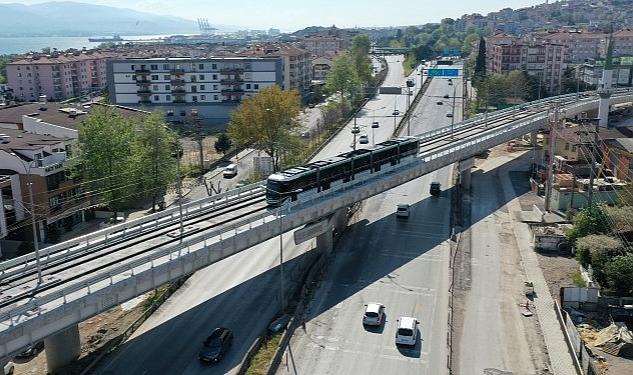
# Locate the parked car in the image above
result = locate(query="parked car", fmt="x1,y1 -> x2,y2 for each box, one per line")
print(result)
430,182 -> 441,196
436,101 -> 443,105
223,164 -> 238,178
363,303 -> 385,326
396,204 -> 410,218
15,341 -> 44,359
4,361 -> 14,375
392,109 -> 400,116
395,317 -> 419,346
359,134 -> 369,144
446,113 -> 453,118
198,327 -> 233,364
443,94 -> 450,99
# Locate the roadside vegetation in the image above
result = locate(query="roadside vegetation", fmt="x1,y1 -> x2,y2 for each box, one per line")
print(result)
566,204 -> 633,295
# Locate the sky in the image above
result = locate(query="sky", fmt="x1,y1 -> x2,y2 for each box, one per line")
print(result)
1,0 -> 547,30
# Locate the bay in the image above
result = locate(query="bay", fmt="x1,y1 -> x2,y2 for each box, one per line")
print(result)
0,35 -> 170,55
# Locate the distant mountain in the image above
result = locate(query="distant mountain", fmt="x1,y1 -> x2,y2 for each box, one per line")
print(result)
0,1 -> 202,37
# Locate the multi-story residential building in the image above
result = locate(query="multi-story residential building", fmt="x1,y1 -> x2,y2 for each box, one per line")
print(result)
107,57 -> 283,127
488,40 -> 567,94
539,31 -> 605,64
302,35 -> 348,58
607,29 -> 633,57
485,33 -> 520,72
580,57 -> 633,87
312,56 -> 333,82
6,50 -> 117,102
602,138 -> 633,181
238,44 -> 312,97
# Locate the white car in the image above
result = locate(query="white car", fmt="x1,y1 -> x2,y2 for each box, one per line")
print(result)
395,317 -> 419,346
363,303 -> 385,326
4,361 -> 14,375
359,134 -> 369,144
396,204 -> 410,218
223,164 -> 238,178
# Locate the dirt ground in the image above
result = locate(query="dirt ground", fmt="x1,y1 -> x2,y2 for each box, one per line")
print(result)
536,253 -> 581,303
179,135 -> 222,168
13,297 -> 148,375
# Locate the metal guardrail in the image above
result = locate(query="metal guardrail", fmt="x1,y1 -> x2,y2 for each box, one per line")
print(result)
0,182 -> 265,275
4,90 -> 633,324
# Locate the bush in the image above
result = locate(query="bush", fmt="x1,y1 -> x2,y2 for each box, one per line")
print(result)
604,254 -> 633,295
575,234 -> 624,284
566,205 -> 612,244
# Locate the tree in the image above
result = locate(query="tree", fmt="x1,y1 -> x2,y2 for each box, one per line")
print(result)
566,204 -> 613,244
73,105 -> 136,212
506,70 -> 532,102
214,133 -> 232,155
325,52 -> 361,102
227,85 -> 301,171
474,37 -> 486,83
351,34 -> 372,84
132,111 -> 177,212
604,254 -> 633,295
41,47 -> 51,54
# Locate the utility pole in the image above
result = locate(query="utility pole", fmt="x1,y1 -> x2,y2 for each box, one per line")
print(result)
586,119 -> 601,207
191,109 -> 204,176
278,206 -> 285,312
174,144 -> 185,243
544,101 -> 561,213
406,86 -> 412,136
450,82 -> 457,138
27,180 -> 43,284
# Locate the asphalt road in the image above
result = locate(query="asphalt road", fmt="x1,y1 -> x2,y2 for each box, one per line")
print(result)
95,55 -> 424,375
275,69 -> 463,375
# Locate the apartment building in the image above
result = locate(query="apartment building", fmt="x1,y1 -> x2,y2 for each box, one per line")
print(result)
6,50 -> 117,102
303,35 -> 348,58
539,31 -> 604,64
107,57 -> 283,127
580,57 -> 633,87
312,56 -> 333,81
489,41 -> 567,94
238,44 -> 312,97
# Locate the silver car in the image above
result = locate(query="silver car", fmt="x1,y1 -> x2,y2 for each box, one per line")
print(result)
363,303 -> 385,326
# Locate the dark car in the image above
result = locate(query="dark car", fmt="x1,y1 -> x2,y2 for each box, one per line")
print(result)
443,94 -> 450,99
198,328 -> 233,364
430,182 -> 441,196
15,342 -> 44,359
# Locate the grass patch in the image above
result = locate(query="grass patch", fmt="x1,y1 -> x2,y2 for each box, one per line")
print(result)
245,332 -> 283,375
571,271 -> 587,287
402,53 -> 417,76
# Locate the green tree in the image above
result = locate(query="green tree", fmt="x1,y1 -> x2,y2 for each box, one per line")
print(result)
604,254 -> 633,295
506,70 -> 533,102
41,47 -> 51,54
132,111 -> 177,212
227,85 -> 301,171
566,204 -> 613,244
351,34 -> 372,84
214,133 -> 232,155
0,56 -> 10,84
73,105 -> 136,212
474,37 -> 486,83
325,52 -> 360,102
462,33 -> 480,56
575,234 -> 623,274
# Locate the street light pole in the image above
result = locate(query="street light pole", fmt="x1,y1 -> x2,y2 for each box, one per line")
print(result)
278,205 -> 285,312
406,87 -> 412,136
450,81 -> 457,139
175,145 -> 185,242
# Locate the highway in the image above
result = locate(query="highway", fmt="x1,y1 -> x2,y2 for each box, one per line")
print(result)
94,55 -> 422,375
275,69 -> 462,375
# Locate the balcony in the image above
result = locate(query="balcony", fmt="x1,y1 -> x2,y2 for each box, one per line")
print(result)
170,78 -> 185,85
220,67 -> 244,74
221,89 -> 245,95
170,67 -> 185,74
173,99 -> 186,104
139,99 -> 152,105
220,77 -> 244,84
135,69 -> 150,75
137,89 -> 151,95
171,88 -> 186,94
137,80 -> 151,86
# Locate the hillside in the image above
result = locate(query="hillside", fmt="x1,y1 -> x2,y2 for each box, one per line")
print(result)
0,1 -> 200,37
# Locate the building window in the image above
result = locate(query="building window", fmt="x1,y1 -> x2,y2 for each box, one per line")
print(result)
163,64 -> 170,70
201,95 -> 206,100
151,75 -> 159,80
150,64 -> 158,70
192,85 -> 197,92
131,65 -> 135,71
153,85 -> 158,91
212,63 -> 217,69
200,84 -> 205,90
199,64 -> 204,70
214,95 -> 219,100
164,75 -> 170,80
165,84 -> 171,90
192,95 -> 198,102
254,84 -> 259,89
154,95 -> 159,101
166,94 -> 171,101
565,143 -> 570,151
212,74 -> 217,80
199,74 -> 205,80
213,84 -> 218,90
246,83 -> 251,89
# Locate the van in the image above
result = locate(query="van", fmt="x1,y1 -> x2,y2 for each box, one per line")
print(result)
395,317 -> 419,346
223,164 -> 238,178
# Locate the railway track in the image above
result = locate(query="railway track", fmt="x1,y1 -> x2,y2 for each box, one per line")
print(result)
0,190 -> 269,311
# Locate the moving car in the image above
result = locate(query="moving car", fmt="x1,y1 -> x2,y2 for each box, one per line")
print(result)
359,134 -> 369,144
436,101 -> 443,105
395,317 -> 419,346
443,94 -> 450,99
363,303 -> 385,326
15,341 -> 44,359
430,182 -> 441,196
198,327 -> 233,364
446,113 -> 453,118
223,164 -> 238,178
396,204 -> 410,218
3,361 -> 14,375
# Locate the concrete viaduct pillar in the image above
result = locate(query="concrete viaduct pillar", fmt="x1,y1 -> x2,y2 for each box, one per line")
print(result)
44,324 -> 81,373
315,207 -> 348,255
458,158 -> 474,192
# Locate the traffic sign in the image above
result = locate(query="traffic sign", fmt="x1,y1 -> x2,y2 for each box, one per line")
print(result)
427,68 -> 460,77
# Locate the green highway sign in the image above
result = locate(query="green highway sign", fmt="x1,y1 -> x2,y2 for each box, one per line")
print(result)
427,68 -> 460,77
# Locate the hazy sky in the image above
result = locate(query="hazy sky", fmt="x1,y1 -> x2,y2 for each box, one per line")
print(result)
1,0 -> 547,30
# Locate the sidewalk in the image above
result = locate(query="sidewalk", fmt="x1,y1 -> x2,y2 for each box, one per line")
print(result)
497,152 -> 577,375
